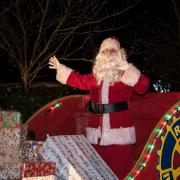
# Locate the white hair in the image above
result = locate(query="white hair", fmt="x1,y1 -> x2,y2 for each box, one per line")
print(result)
93,48 -> 129,85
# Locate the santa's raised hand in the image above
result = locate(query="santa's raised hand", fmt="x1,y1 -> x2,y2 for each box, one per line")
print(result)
48,55 -> 61,70
48,55 -> 73,84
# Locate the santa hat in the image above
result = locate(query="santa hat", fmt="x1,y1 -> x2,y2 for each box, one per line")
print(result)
99,37 -> 120,53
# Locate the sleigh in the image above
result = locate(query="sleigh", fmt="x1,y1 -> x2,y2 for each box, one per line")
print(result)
26,92 -> 180,180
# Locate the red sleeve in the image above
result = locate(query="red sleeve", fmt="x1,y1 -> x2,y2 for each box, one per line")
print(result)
134,74 -> 150,94
66,71 -> 96,90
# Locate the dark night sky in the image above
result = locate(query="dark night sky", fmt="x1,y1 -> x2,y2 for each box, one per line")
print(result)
0,0 -> 179,91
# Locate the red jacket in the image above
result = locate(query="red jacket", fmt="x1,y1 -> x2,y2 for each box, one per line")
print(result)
64,64 -> 150,145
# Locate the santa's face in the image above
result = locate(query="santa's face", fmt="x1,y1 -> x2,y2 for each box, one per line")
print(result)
99,37 -> 120,53
92,37 -> 129,84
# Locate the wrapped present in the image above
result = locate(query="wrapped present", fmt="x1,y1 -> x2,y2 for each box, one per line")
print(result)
0,128 -> 21,147
0,126 -> 27,148
0,110 -> 27,149
25,141 -> 44,162
0,111 -> 28,179
0,110 -> 21,128
39,135 -> 118,180
0,146 -> 21,163
21,176 -> 55,180
0,128 -> 27,179
0,162 -> 21,180
21,162 -> 56,180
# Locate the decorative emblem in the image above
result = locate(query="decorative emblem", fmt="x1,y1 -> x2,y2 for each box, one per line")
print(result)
156,116 -> 180,180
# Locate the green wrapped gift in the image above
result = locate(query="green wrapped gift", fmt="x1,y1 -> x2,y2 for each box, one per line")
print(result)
0,111 -> 22,128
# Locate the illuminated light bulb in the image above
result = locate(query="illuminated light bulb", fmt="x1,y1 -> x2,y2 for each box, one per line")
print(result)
135,170 -> 140,175
172,109 -> 177,114
147,144 -> 154,151
53,102 -> 62,109
48,102 -> 62,112
155,128 -> 162,135
145,154 -> 150,160
140,163 -> 146,169
48,106 -> 54,111
176,106 -> 180,111
160,121 -> 166,126
126,176 -> 134,180
158,130 -> 163,136
164,113 -> 172,120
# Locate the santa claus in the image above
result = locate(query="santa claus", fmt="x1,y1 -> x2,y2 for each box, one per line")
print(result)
49,37 -> 150,179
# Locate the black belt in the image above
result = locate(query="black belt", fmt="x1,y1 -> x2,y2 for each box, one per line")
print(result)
87,100 -> 128,115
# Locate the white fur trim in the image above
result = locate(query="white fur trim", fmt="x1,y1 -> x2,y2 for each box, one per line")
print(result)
102,113 -> 111,130
56,63 -> 73,84
100,126 -> 136,145
120,63 -> 141,87
87,81 -> 136,146
86,78 -> 136,146
86,127 -> 101,144
101,80 -> 109,104
86,126 -> 136,145
101,81 -> 111,134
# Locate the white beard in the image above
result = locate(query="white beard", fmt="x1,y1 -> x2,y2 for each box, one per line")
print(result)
93,48 -> 129,85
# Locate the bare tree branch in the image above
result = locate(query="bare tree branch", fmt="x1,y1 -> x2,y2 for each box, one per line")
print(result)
0,0 -> 145,89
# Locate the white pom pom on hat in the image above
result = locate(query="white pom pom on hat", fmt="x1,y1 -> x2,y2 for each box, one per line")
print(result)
99,36 -> 120,52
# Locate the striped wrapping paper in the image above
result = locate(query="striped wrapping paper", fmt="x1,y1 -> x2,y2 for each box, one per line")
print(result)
39,135 -> 118,180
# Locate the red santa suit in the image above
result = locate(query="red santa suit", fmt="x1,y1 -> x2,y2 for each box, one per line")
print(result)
54,64 -> 149,179
49,37 -> 150,179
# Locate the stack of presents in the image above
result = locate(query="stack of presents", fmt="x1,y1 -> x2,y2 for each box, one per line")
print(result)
0,111 -> 118,180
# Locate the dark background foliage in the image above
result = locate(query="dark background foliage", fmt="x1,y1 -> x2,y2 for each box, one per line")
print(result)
0,85 -> 87,123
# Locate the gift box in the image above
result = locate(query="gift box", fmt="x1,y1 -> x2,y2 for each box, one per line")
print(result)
0,110 -> 27,149
39,135 -> 118,180
25,141 -> 44,162
0,127 -> 27,179
0,128 -> 22,147
0,111 -> 27,179
0,126 -> 27,147
21,176 -> 55,180
0,162 -> 21,180
0,146 -> 21,163
21,162 -> 56,180
0,110 -> 21,128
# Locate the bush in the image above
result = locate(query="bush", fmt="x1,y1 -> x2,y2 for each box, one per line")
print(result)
0,84 -> 87,123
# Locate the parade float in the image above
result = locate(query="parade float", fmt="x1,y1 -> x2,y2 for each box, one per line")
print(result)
0,92 -> 179,179
26,92 -> 180,180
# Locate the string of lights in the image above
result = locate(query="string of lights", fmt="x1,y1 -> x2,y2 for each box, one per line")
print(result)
125,101 -> 180,180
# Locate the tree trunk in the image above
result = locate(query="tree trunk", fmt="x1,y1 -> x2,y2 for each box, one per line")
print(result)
21,71 -> 32,91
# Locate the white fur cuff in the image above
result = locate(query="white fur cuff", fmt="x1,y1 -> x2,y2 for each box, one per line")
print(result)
85,126 -> 136,146
120,63 -> 141,87
100,126 -> 136,146
56,64 -> 73,84
86,127 -> 101,145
